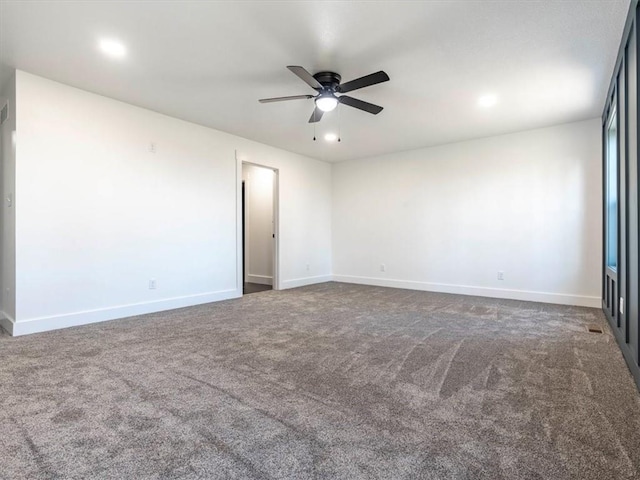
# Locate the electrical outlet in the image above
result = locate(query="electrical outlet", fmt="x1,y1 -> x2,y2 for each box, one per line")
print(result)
149,142 -> 156,153
497,271 -> 504,281
380,264 -> 386,272
149,279 -> 157,289
306,264 -> 310,271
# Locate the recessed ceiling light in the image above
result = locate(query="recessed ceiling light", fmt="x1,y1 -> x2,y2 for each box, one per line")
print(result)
99,39 -> 127,58
324,133 -> 338,142
478,94 -> 498,108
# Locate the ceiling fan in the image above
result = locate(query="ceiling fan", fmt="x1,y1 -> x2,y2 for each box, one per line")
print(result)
259,66 -> 390,123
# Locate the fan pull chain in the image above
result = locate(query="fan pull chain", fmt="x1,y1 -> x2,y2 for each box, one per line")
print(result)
338,104 -> 342,142
313,110 -> 317,141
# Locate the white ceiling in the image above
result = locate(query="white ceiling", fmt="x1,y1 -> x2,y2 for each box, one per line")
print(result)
0,0 -> 630,162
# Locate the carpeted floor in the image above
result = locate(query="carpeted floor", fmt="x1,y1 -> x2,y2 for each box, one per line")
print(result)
1,282 -> 640,480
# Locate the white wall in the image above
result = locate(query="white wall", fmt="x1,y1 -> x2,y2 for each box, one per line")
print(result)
235,144 -> 332,291
243,164 -> 274,285
9,70 -> 332,335
332,118 -> 602,307
0,73 -> 17,333
2,69 -> 602,337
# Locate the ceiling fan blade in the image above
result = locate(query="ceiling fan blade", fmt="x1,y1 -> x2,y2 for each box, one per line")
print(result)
338,95 -> 383,114
287,66 -> 323,90
259,94 -> 314,103
338,71 -> 390,94
308,107 -> 324,123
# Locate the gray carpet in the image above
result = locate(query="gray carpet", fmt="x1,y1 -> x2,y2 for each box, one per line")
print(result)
1,282 -> 640,480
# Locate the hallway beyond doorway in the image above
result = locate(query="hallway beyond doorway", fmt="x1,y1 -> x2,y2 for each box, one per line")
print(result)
243,282 -> 272,294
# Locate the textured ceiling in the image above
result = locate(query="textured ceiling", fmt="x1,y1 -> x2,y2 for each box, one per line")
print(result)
0,0 -> 631,162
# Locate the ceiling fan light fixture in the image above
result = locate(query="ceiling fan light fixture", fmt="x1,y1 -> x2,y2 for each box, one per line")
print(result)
315,94 -> 339,112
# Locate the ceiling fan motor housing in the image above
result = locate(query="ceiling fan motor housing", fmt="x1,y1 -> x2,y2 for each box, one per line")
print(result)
313,72 -> 342,93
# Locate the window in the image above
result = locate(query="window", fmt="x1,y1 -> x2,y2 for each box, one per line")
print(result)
606,106 -> 618,270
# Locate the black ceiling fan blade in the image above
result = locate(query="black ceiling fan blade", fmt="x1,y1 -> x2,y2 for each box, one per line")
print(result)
259,94 -> 314,103
338,95 -> 383,114
338,71 -> 390,94
308,107 -> 324,123
287,66 -> 323,90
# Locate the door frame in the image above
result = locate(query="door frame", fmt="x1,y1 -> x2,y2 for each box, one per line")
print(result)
236,154 -> 280,294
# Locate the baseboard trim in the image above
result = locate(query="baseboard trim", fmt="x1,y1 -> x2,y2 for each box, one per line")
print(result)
281,275 -> 333,289
0,311 -> 15,335
9,289 -> 241,336
5,277 -> 600,336
332,275 -> 601,308
247,274 -> 273,286
604,312 -> 640,392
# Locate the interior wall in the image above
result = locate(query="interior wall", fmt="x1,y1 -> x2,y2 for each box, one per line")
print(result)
242,164 -> 274,285
332,118 -> 602,307
0,73 -> 17,333
235,144 -> 332,291
11,70 -> 331,335
7,68 -> 602,337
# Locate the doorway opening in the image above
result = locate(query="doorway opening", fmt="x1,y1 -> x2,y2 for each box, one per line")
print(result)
241,163 -> 277,295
